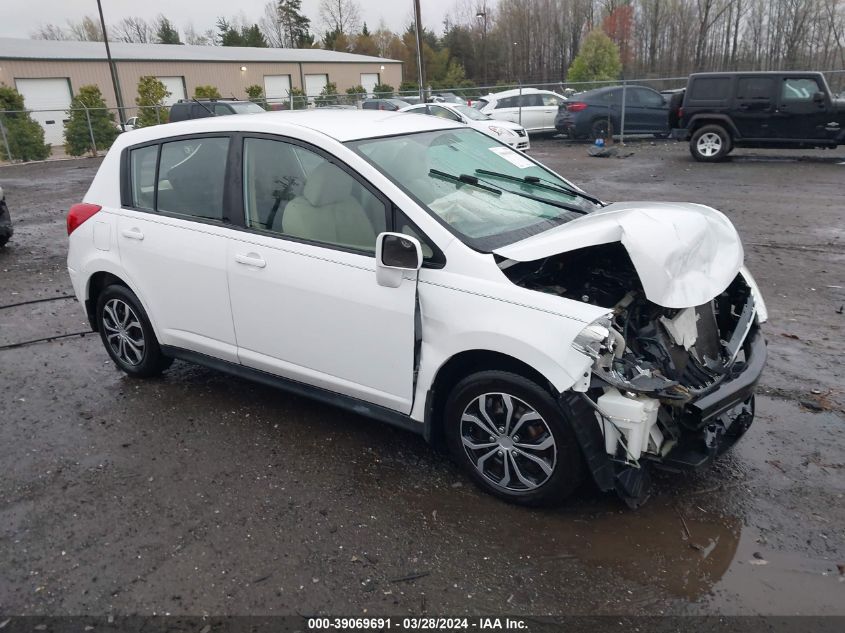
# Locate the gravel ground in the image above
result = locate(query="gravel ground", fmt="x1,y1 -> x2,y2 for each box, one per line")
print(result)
0,139 -> 843,617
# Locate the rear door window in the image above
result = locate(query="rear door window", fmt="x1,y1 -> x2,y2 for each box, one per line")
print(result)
156,137 -> 230,221
737,77 -> 775,100
495,96 -> 519,109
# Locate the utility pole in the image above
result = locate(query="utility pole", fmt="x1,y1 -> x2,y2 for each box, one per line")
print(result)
412,0 -> 425,102
96,0 -> 126,126
476,5 -> 488,87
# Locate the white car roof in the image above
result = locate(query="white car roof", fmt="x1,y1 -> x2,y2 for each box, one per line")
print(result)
119,110 -> 461,145
480,87 -> 564,101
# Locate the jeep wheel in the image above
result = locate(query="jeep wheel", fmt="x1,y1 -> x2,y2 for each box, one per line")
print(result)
690,125 -> 731,162
445,371 -> 583,506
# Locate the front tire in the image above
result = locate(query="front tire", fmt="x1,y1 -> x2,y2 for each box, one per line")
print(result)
690,124 -> 731,162
96,284 -> 172,378
444,371 -> 583,506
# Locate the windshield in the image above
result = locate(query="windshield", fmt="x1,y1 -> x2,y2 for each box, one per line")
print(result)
229,102 -> 266,114
347,128 -> 596,250
454,105 -> 489,121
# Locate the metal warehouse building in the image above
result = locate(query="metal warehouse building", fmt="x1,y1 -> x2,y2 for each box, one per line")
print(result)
0,37 -> 402,144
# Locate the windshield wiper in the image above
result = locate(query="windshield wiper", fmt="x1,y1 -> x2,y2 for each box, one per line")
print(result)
475,169 -> 602,206
470,173 -> 588,215
429,169 -> 501,195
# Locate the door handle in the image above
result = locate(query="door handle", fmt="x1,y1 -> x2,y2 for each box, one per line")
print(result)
121,228 -> 144,240
234,252 -> 267,268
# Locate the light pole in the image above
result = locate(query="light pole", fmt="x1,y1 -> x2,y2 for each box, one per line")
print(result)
475,6 -> 488,88
95,0 -> 126,127
412,0 -> 425,102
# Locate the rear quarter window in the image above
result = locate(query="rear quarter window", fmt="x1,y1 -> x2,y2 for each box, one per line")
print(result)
689,77 -> 732,102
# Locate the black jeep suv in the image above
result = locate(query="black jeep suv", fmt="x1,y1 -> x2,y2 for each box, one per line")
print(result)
672,71 -> 845,161
168,98 -> 265,122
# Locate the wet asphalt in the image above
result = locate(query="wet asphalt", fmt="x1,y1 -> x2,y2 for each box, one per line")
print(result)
0,139 -> 843,616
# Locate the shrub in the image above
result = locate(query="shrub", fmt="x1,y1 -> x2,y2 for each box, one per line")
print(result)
289,87 -> 308,110
194,85 -> 222,99
345,85 -> 366,105
314,81 -> 339,107
373,83 -> 394,98
135,76 -> 170,127
64,85 -> 118,157
0,84 -> 50,162
245,84 -> 267,110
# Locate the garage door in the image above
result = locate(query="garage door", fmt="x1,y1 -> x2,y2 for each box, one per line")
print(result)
264,75 -> 291,104
15,78 -> 72,146
305,74 -> 328,98
156,76 -> 186,106
361,73 -> 379,96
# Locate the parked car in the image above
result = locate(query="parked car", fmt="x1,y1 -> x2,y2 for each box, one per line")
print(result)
430,92 -> 466,105
555,85 -> 670,140
169,98 -> 265,122
361,98 -> 411,111
119,116 -> 139,132
400,102 -> 530,151
0,185 -> 12,247
67,110 -> 767,507
474,88 -> 568,134
672,71 -> 845,161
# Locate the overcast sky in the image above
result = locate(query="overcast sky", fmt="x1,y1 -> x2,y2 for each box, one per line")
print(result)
0,0 -> 459,40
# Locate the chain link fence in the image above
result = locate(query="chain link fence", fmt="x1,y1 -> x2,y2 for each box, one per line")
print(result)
2,70 -> 844,163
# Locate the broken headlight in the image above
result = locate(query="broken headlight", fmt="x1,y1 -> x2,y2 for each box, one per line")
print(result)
572,315 -> 616,360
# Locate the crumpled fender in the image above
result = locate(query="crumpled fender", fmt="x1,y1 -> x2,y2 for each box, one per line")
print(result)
494,201 -> 744,309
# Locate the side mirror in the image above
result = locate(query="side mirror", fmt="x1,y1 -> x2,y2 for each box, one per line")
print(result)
375,232 -> 422,288
813,91 -> 826,103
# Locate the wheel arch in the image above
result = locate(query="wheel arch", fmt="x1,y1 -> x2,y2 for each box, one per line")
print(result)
688,114 -> 739,138
424,349 -> 560,449
83,268 -> 157,337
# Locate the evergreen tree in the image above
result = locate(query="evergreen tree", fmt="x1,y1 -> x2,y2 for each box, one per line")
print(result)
278,0 -> 313,47
154,16 -> 182,44
567,30 -> 622,85
0,85 -> 50,162
64,85 -> 118,156
135,76 -> 170,127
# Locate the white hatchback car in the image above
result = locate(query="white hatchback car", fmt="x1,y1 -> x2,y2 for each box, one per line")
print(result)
475,88 -> 568,134
400,102 -> 530,151
67,110 -> 767,507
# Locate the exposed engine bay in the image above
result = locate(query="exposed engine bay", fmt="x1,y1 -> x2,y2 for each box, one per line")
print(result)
503,242 -> 761,480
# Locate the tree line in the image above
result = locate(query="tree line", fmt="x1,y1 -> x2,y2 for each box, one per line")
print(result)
31,0 -> 845,88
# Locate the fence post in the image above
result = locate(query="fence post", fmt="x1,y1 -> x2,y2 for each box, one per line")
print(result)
619,79 -> 627,146
289,90 -> 294,111
83,105 -> 98,156
0,114 -> 12,163
156,105 -> 161,124
518,81 -> 523,126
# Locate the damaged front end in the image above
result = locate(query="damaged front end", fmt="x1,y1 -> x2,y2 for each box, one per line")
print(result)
503,242 -> 767,507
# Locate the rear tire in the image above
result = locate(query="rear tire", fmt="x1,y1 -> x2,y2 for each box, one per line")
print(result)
444,371 -> 583,506
590,118 -> 613,140
96,284 -> 172,378
690,124 -> 731,162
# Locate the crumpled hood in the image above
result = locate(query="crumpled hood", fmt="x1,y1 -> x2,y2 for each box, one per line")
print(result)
494,201 -> 744,309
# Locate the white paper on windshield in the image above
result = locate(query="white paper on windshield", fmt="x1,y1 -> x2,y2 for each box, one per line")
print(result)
488,146 -> 534,169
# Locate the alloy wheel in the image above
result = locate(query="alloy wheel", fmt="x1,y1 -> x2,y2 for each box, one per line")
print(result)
460,392 -> 557,492
697,132 -> 722,157
102,298 -> 145,366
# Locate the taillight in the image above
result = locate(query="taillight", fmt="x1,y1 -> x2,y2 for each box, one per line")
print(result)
567,102 -> 588,112
67,203 -> 101,236
678,107 -> 684,119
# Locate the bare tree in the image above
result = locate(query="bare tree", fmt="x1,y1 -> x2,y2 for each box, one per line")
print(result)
319,0 -> 361,36
112,17 -> 153,43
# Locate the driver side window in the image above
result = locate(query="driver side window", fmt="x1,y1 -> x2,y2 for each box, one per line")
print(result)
782,78 -> 820,101
242,138 -> 386,253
